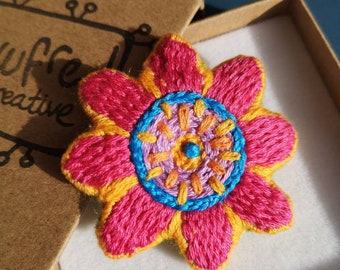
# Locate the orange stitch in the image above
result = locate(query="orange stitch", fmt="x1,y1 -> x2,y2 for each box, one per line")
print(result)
208,176 -> 225,195
178,104 -> 189,131
193,99 -> 205,117
197,114 -> 216,134
137,132 -> 157,143
99,175 -> 138,206
157,121 -> 174,140
190,172 -> 203,195
83,105 -> 130,138
164,169 -> 178,188
160,102 -> 172,120
167,211 -> 186,249
148,151 -> 171,163
138,68 -> 162,98
209,137 -> 232,150
146,166 -> 163,180
218,151 -> 241,161
200,65 -> 213,96
214,119 -> 235,136
177,181 -> 188,205
207,160 -> 226,175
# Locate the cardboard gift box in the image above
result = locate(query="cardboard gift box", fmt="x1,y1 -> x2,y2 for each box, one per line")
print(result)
1,0 -> 339,270
0,1 -> 201,269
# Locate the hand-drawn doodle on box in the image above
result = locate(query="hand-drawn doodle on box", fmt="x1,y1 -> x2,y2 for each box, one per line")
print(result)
0,0 -> 156,168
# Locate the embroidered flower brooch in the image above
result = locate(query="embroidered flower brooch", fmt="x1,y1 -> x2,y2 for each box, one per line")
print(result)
62,34 -> 297,270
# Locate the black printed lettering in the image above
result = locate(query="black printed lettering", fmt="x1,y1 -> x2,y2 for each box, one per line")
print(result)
0,87 -> 74,127
22,37 -> 51,87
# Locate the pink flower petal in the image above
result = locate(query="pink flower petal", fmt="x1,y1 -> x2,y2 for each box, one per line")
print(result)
207,56 -> 263,119
63,135 -> 135,188
182,203 -> 233,270
99,185 -> 175,256
80,69 -> 155,132
146,34 -> 204,95
225,170 -> 293,231
240,116 -> 296,167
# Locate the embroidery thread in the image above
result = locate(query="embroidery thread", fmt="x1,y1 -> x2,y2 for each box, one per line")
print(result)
62,34 -> 297,270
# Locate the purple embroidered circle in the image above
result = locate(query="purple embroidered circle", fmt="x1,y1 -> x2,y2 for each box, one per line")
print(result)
143,102 -> 238,200
129,92 -> 246,211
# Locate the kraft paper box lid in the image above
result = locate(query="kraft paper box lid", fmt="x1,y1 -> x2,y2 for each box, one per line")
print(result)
0,0 -> 202,269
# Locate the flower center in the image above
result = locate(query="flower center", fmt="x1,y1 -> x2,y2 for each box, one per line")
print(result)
130,92 -> 246,212
183,142 -> 200,158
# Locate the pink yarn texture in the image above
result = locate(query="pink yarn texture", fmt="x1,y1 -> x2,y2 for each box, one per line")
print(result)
61,34 -> 297,270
